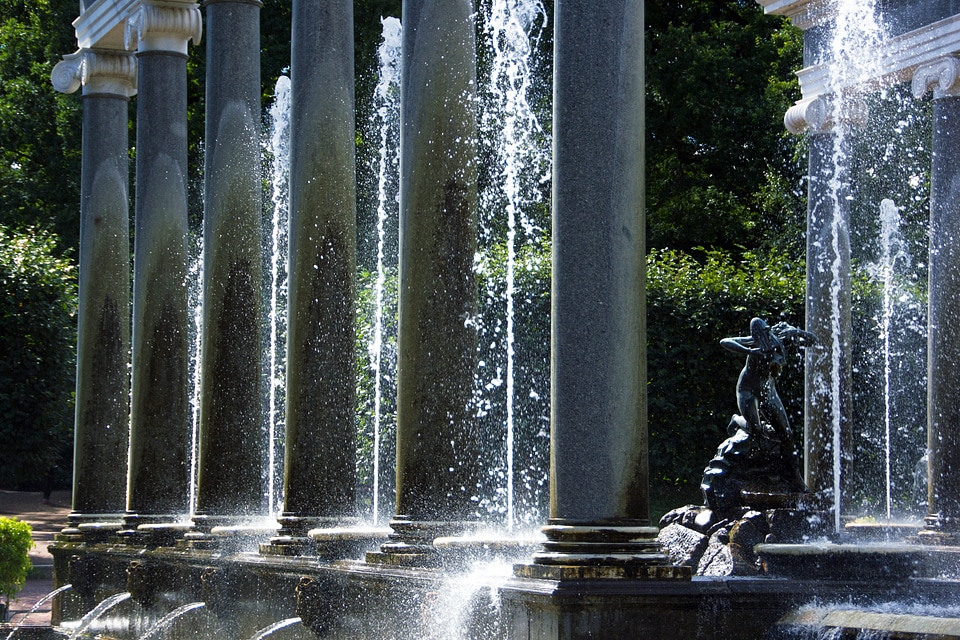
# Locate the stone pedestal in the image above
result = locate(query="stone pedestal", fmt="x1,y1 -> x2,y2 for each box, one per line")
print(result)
192,0 -> 265,536
525,0 -> 671,574
51,49 -> 137,542
123,1 -> 201,540
268,0 -> 357,553
377,0 -> 480,560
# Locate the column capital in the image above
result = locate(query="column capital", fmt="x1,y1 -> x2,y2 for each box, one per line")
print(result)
784,94 -> 868,135
912,56 -> 960,100
125,2 -> 202,55
52,49 -> 138,98
785,96 -> 831,135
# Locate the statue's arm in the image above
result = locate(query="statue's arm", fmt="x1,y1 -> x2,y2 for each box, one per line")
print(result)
720,337 -> 759,355
772,322 -> 818,345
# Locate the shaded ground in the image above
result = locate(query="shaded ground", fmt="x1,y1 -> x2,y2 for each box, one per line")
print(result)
0,489 -> 71,627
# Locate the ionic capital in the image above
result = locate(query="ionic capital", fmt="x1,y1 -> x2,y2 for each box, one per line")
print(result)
783,94 -> 867,135
52,49 -> 138,98
125,2 -> 202,55
912,57 -> 960,100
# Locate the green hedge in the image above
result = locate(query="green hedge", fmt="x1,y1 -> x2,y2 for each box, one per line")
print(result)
0,226 -> 76,490
646,248 -> 806,489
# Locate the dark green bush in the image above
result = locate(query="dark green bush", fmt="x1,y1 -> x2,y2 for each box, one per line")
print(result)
0,225 -> 76,489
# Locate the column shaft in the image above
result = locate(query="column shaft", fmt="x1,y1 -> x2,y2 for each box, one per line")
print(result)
535,0 -> 666,567
70,91 -> 132,533
194,0 -> 265,524
386,0 -> 479,550
926,95 -> 960,532
803,131 -> 853,516
127,50 -> 191,524
279,0 -> 357,537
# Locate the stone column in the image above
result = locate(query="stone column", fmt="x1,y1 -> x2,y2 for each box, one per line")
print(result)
522,1 -> 675,578
913,58 -> 960,541
51,49 -> 137,543
190,0 -> 265,537
784,96 -> 854,525
268,0 -> 356,551
123,1 -> 201,543
373,0 -> 480,561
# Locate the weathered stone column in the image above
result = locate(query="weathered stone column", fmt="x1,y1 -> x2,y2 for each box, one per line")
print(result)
268,0 -> 357,551
373,0 -> 480,561
190,0 -> 265,537
913,58 -> 960,541
123,1 -> 201,543
522,1 -> 674,578
51,49 -> 137,543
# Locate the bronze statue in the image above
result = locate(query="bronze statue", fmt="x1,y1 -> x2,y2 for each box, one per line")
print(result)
702,318 -> 816,511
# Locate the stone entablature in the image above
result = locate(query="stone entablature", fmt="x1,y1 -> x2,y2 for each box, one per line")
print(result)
795,15 -> 960,101
758,1 -> 960,132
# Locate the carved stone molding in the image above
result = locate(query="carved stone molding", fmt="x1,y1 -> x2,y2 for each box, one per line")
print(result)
756,0 -> 834,31
912,57 -> 960,99
125,2 -> 202,55
52,49 -> 138,97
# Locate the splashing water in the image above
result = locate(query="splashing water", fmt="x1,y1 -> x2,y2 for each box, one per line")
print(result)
137,602 -> 206,640
823,0 -> 889,532
479,0 -> 549,530
369,16 -> 402,524
266,75 -> 291,517
64,592 -> 132,640
3,584 -> 72,640
247,617 -> 301,640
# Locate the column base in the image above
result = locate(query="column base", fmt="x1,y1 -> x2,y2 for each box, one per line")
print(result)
369,518 -> 478,567
521,521 -> 685,579
260,515 -> 372,557
916,514 -> 960,545
57,513 -> 124,543
117,513 -> 192,546
515,562 -> 692,580
179,514 -> 279,550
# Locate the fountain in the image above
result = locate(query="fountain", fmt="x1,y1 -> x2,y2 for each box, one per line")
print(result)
41,0 -> 960,637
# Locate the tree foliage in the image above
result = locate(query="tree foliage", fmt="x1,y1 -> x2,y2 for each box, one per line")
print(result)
646,1 -> 805,255
0,0 -> 82,252
0,225 -> 76,489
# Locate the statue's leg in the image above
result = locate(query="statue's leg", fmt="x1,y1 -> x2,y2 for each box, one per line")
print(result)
737,391 -> 762,437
